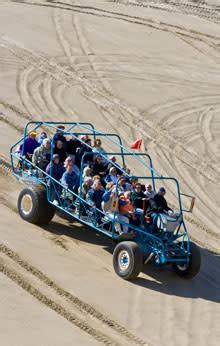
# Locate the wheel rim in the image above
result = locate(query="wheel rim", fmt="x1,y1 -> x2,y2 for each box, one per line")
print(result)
21,194 -> 33,215
118,250 -> 130,272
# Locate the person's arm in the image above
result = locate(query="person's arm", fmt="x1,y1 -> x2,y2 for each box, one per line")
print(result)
32,148 -> 38,165
60,172 -> 68,188
102,190 -> 111,202
86,190 -> 95,207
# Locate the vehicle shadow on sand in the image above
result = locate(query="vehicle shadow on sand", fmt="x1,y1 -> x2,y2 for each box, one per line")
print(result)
135,246 -> 220,304
43,218 -> 220,305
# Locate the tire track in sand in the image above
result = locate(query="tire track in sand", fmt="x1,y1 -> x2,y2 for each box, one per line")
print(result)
0,243 -> 147,345
1,36 -> 219,184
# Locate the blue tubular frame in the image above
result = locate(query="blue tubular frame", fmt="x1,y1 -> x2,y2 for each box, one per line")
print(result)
10,121 -> 192,265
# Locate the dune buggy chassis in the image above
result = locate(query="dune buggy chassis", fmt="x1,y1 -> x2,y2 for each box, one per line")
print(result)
10,121 -> 201,280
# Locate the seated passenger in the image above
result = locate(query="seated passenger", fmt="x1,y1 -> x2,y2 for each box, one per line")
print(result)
32,138 -> 51,170
118,191 -> 135,234
131,183 -> 146,209
22,131 -> 40,160
80,178 -> 93,199
106,156 -> 123,175
53,125 -> 67,147
67,135 -> 81,157
153,187 -> 172,214
76,138 -> 94,167
92,156 -> 106,178
46,154 -> 65,181
113,177 -> 132,195
64,156 -> 80,177
83,166 -> 92,182
38,132 -> 47,145
46,154 -> 65,205
105,167 -> 119,185
144,184 -> 156,199
86,179 -> 105,223
92,139 -> 107,163
60,161 -> 79,194
54,140 -> 67,163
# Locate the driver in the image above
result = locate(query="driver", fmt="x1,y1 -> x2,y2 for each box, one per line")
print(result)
153,187 -> 172,214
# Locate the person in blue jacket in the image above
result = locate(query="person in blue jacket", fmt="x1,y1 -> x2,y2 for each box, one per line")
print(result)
60,161 -> 79,193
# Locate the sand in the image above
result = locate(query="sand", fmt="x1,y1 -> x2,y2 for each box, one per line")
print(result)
0,0 -> 219,345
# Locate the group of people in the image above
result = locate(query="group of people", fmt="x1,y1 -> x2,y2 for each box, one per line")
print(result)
16,125 -> 174,235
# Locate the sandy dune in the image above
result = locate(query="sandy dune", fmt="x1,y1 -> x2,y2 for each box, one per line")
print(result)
0,0 -> 220,345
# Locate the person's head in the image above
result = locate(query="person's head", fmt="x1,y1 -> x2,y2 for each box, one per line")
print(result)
84,178 -> 93,188
119,177 -> 126,187
109,155 -> 116,163
124,191 -> 131,200
131,177 -> 138,185
158,187 -> 166,196
85,138 -> 92,146
94,138 -> 102,148
83,166 -> 91,177
29,131 -> 37,140
81,134 -> 89,142
53,154 -> 60,164
95,156 -> 102,164
110,167 -> 117,176
43,138 -> 50,149
146,184 -> 152,192
66,161 -> 74,173
56,140 -> 63,149
64,156 -> 74,168
93,179 -> 102,190
57,125 -> 65,134
40,131 -> 47,139
125,167 -> 131,175
135,183 -> 142,192
93,175 -> 101,182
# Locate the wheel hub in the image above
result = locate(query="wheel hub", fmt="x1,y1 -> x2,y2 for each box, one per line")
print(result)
21,194 -> 33,215
118,250 -> 130,271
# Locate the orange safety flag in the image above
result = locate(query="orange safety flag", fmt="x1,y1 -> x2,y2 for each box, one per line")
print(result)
130,139 -> 142,149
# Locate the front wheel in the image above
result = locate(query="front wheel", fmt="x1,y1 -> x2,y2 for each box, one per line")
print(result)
113,241 -> 143,280
172,241 -> 201,279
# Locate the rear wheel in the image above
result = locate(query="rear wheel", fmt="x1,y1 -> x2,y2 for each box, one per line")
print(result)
113,241 -> 143,280
18,185 -> 55,225
172,241 -> 201,279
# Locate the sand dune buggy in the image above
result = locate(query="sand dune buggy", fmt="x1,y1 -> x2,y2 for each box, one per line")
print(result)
10,121 -> 201,280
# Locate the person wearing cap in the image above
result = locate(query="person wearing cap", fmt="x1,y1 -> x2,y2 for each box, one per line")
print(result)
144,184 -> 156,199
53,125 -> 67,146
32,138 -> 51,170
153,187 -> 172,213
22,131 -> 40,160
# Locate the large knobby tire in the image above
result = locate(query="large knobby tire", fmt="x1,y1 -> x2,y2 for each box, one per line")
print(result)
113,241 -> 143,280
172,241 -> 201,279
17,185 -> 55,225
